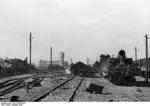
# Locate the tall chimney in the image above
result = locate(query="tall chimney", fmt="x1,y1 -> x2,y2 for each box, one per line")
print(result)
60,52 -> 64,67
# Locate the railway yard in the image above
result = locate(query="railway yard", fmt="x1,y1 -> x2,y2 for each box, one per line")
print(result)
0,0 -> 150,104
0,50 -> 150,102
1,69 -> 150,102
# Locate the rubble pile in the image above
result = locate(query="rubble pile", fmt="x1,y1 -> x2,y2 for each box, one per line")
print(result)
70,62 -> 91,76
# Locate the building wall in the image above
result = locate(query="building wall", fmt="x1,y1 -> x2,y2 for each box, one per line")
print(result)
39,60 -> 68,70
137,58 -> 150,71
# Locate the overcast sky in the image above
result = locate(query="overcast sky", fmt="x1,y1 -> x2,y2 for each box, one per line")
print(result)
0,0 -> 150,65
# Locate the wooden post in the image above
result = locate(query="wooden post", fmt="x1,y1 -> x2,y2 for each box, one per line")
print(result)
145,34 -> 149,83
135,47 -> 137,63
50,46 -> 52,72
29,32 -> 32,73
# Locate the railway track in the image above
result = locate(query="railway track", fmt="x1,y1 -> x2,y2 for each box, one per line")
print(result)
68,77 -> 84,102
0,71 -> 62,85
0,75 -> 38,89
33,76 -> 74,101
33,76 -> 84,102
0,73 -> 62,97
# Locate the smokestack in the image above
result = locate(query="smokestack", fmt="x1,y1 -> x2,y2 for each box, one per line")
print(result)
60,52 -> 64,67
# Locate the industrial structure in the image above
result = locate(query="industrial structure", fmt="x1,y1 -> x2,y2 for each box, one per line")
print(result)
39,52 -> 68,71
60,52 -> 65,67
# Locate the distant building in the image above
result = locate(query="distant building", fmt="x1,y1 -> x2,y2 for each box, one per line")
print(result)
0,58 -> 12,68
137,58 -> 150,71
39,60 -> 68,70
39,60 -> 60,70
39,52 -> 68,70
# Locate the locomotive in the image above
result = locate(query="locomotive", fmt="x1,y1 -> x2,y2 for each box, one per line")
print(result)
100,50 -> 141,84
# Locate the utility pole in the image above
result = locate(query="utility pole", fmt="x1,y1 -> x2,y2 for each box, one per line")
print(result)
145,34 -> 149,83
50,46 -> 52,72
71,58 -> 73,64
135,47 -> 137,62
29,32 -> 32,74
87,57 -> 89,65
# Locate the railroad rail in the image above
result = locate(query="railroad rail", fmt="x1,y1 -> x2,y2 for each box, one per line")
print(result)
0,73 -> 62,96
32,76 -> 84,102
68,77 -> 84,102
33,76 -> 75,101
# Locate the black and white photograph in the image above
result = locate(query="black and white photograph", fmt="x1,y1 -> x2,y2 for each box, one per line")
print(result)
0,0 -> 150,103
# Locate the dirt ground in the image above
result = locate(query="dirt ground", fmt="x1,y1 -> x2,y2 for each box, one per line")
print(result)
42,76 -> 150,102
74,76 -> 150,102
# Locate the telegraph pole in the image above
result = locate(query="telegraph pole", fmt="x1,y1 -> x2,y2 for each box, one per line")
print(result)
135,47 -> 137,62
145,34 -> 149,83
87,57 -> 89,65
50,46 -> 52,72
29,32 -> 32,73
71,58 -> 73,64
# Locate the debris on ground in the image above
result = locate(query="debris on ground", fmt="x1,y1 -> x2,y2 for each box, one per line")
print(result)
24,77 -> 44,93
10,96 -> 20,102
85,81 -> 104,94
32,77 -> 43,87
136,88 -> 142,92
65,67 -> 71,74
60,76 -> 67,80
0,96 -> 4,100
85,80 -> 91,89
108,99 -> 114,102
